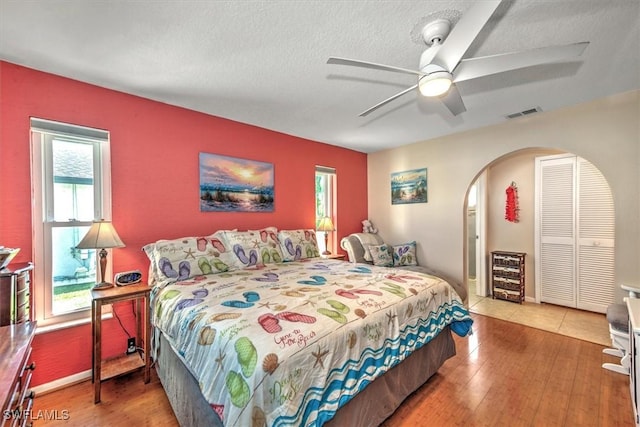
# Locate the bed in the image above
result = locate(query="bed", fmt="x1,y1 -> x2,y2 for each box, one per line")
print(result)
144,228 -> 473,426
340,232 -> 468,305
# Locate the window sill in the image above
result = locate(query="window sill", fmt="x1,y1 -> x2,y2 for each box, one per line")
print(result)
35,311 -> 113,335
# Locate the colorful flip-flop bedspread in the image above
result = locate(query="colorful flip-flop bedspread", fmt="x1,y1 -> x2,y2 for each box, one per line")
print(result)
151,258 -> 473,426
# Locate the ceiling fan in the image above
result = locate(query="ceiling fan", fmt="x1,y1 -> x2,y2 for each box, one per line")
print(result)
327,0 -> 589,117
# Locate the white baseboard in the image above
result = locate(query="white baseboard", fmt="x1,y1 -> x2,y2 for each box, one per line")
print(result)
32,369 -> 92,396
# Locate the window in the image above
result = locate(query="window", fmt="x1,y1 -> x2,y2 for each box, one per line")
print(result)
31,118 -> 112,327
315,166 -> 336,253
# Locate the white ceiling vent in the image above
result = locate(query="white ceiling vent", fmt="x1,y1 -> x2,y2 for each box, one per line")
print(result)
506,107 -> 543,119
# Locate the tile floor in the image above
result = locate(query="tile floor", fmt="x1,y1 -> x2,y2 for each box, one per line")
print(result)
468,292 -> 611,347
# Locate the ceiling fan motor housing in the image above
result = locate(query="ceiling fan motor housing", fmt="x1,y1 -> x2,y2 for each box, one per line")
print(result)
419,19 -> 452,74
421,19 -> 451,46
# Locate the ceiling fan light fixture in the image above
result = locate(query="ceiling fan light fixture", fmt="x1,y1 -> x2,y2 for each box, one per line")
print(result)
418,71 -> 453,97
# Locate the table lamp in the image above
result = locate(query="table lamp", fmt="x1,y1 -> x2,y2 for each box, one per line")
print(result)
76,220 -> 125,290
317,217 -> 335,255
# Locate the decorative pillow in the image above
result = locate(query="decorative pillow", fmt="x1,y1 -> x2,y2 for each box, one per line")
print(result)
222,227 -> 283,269
278,229 -> 320,261
369,244 -> 393,267
392,241 -> 418,266
143,231 -> 236,284
355,233 -> 382,262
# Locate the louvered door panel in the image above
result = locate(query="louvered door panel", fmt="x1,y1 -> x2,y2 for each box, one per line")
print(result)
539,157 -> 576,307
578,159 -> 615,240
540,161 -> 575,238
578,245 -> 614,312
540,243 -> 575,304
577,158 -> 615,312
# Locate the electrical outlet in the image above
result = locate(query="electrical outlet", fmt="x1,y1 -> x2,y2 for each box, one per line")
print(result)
126,337 -> 136,355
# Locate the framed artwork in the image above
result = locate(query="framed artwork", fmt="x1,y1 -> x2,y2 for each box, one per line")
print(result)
199,153 -> 274,212
391,168 -> 428,205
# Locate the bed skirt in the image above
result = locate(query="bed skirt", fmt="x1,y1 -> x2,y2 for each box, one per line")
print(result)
155,325 -> 456,427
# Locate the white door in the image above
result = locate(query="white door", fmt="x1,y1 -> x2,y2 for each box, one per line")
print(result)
576,158 -> 615,312
535,154 -> 615,313
537,156 -> 576,307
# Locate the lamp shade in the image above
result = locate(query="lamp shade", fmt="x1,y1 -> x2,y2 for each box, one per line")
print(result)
418,71 -> 453,97
76,221 -> 125,249
317,217 -> 335,232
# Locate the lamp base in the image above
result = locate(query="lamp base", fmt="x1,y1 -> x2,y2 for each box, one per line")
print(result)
322,231 -> 331,256
92,282 -> 114,290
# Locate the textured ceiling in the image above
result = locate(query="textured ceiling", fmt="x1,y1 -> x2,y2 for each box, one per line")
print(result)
0,0 -> 638,153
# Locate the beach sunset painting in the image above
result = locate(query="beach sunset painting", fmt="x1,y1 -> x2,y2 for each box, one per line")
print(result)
199,153 -> 274,212
391,168 -> 427,205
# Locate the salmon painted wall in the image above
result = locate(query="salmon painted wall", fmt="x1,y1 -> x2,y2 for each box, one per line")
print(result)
0,61 -> 368,386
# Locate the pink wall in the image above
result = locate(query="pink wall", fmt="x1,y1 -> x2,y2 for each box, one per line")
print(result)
0,61 -> 368,386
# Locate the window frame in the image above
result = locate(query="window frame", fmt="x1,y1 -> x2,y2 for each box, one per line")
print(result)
315,166 -> 337,253
31,118 -> 113,328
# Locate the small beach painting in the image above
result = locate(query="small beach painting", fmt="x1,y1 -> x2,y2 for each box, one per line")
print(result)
391,168 -> 427,205
199,153 -> 274,212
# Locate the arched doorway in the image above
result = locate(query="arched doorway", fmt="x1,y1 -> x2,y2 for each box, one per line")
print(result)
464,149 -> 615,313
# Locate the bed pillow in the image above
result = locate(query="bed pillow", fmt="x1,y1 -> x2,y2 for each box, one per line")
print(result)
277,229 -> 320,261
143,232 -> 236,284
369,244 -> 394,267
392,241 -> 418,267
222,227 -> 283,269
252,226 -> 284,264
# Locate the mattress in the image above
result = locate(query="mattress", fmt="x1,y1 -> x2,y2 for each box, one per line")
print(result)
151,258 -> 472,426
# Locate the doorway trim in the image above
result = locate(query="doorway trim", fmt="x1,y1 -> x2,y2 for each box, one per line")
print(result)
475,171 -> 487,297
465,170 -> 488,299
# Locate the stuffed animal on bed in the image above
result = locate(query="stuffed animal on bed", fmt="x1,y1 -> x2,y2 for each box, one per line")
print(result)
362,219 -> 378,234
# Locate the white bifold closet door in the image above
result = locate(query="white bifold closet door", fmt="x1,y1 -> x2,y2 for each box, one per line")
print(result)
536,155 -> 614,313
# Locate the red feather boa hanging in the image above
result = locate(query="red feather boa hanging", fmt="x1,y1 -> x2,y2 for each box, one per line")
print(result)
505,183 -> 519,223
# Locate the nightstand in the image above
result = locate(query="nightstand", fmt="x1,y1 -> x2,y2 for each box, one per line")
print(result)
91,283 -> 151,403
322,253 -> 346,261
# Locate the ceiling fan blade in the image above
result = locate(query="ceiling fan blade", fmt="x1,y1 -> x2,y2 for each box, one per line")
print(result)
360,84 -> 418,117
433,0 -> 502,72
440,84 -> 466,116
328,57 -> 424,77
453,42 -> 590,83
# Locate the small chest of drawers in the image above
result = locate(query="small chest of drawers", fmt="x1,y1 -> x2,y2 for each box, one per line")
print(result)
491,251 -> 526,303
0,263 -> 33,326
0,321 -> 36,427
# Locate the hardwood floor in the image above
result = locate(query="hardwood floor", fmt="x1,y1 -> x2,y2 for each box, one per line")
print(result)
382,313 -> 633,427
33,314 -> 633,426
32,369 -> 177,426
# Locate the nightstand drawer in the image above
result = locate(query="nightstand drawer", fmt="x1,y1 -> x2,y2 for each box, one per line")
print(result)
15,303 -> 29,324
16,288 -> 28,309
